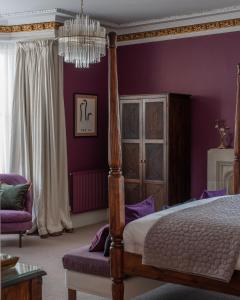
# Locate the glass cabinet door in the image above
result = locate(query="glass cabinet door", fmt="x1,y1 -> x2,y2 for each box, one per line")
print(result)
143,99 -> 167,210
121,100 -> 143,204
145,100 -> 164,140
145,143 -> 164,181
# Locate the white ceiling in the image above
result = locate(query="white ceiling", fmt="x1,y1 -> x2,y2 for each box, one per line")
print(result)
0,0 -> 240,25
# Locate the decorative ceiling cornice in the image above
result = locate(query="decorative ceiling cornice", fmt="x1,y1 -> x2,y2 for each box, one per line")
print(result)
0,8 -> 72,18
115,5 -> 240,28
117,18 -> 240,43
0,8 -> 74,25
0,21 -> 61,33
1,6 -> 240,43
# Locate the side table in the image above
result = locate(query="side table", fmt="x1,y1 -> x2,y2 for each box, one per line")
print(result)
1,262 -> 46,300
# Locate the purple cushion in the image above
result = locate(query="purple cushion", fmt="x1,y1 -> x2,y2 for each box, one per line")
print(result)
89,224 -> 109,252
0,210 -> 32,223
200,189 -> 226,199
0,174 -> 27,186
125,196 -> 155,225
63,245 -> 110,277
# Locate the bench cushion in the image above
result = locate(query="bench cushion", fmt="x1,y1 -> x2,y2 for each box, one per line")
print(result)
63,245 -> 110,277
0,210 -> 32,223
1,221 -> 32,233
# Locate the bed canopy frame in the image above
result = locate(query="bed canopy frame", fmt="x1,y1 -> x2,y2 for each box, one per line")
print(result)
108,32 -> 240,300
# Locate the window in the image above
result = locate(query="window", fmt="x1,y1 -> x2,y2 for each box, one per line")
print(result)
0,44 -> 15,172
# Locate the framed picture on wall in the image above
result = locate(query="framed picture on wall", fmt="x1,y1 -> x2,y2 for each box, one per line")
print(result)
74,94 -> 97,136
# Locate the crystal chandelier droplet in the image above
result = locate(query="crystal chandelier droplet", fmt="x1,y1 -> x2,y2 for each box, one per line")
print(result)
58,0 -> 106,68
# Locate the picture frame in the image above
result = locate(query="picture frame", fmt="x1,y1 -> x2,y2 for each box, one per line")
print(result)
74,94 -> 97,137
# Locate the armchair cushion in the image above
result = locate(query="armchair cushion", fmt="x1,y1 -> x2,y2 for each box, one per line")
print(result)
0,183 -> 30,210
0,174 -> 33,242
1,221 -> 32,233
0,174 -> 32,214
0,210 -> 32,223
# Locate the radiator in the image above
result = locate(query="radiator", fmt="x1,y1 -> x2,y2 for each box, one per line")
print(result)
70,169 -> 108,213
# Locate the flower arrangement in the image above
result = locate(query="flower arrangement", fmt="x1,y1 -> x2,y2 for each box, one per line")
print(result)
215,120 -> 231,149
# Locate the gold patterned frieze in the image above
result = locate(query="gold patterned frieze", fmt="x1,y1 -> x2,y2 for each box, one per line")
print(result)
117,18 -> 240,42
1,18 -> 240,39
0,22 -> 62,33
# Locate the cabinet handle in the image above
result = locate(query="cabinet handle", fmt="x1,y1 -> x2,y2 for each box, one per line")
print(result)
140,160 -> 143,163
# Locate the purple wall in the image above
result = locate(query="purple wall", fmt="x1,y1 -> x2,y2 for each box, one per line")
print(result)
64,56 -> 108,174
63,32 -> 240,199
117,32 -> 240,198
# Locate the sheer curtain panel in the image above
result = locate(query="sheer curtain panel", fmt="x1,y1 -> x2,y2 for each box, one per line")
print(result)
0,43 -> 15,172
10,40 -> 73,236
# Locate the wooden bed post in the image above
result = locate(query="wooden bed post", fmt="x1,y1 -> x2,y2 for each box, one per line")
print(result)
234,64 -> 240,194
108,32 -> 125,300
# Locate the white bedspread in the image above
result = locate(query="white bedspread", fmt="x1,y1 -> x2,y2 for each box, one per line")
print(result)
123,196 -> 240,271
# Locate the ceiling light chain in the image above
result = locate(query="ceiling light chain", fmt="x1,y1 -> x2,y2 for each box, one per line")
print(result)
58,0 -> 106,68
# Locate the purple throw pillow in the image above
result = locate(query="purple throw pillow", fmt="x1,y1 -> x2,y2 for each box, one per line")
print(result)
125,196 -> 155,225
89,224 -> 109,252
200,189 -> 226,199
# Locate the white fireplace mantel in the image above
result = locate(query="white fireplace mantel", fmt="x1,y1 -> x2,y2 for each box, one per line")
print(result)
207,148 -> 234,193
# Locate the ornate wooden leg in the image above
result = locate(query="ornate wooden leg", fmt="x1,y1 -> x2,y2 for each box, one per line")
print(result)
112,280 -> 124,300
111,237 -> 124,300
68,289 -> 76,300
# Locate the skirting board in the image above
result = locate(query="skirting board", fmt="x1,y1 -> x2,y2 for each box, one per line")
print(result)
71,209 -> 108,229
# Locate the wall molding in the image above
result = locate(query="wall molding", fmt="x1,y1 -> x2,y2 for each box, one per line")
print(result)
117,18 -> 240,44
0,21 -> 61,33
115,5 -> 240,29
0,8 -> 72,18
0,8 -> 74,25
1,18 -> 240,37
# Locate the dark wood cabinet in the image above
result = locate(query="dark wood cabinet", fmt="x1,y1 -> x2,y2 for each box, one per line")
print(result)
120,93 -> 191,209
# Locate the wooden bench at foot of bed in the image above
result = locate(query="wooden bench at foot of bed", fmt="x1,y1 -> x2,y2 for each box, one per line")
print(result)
62,246 -> 163,300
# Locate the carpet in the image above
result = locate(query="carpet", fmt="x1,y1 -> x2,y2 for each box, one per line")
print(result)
135,284 -> 240,300
1,223 -> 107,300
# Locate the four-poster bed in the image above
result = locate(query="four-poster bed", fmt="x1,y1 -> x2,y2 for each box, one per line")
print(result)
108,31 -> 240,300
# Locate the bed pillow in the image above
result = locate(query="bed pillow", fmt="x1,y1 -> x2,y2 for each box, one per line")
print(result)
125,196 -> 155,225
200,189 -> 226,199
89,224 -> 109,252
160,198 -> 197,210
0,182 -> 30,210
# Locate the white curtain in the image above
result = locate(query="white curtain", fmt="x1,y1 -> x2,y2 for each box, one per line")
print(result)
0,43 -> 15,173
10,40 -> 73,236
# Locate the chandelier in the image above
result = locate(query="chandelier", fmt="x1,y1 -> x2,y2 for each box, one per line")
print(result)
58,0 -> 106,68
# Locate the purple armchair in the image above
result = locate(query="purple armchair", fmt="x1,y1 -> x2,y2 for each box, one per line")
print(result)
0,174 -> 33,247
